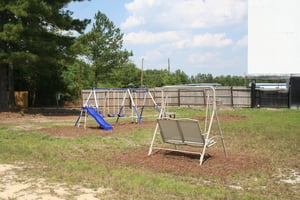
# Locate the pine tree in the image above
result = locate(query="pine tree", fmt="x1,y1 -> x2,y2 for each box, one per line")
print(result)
76,11 -> 132,87
0,0 -> 90,110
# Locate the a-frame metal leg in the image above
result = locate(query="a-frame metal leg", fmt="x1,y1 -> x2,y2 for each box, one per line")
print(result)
148,122 -> 159,156
74,109 -> 83,127
215,110 -> 227,157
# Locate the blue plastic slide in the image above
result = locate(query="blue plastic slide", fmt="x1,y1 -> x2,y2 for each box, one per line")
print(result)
83,107 -> 113,130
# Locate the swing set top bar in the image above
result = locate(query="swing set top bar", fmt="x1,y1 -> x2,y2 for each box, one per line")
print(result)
161,85 -> 215,89
161,85 -> 216,98
92,87 -> 149,92
161,85 -> 217,110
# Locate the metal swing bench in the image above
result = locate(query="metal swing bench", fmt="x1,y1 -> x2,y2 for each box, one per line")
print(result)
148,86 -> 227,165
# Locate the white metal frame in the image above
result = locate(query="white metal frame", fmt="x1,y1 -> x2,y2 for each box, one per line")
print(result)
74,88 -> 99,128
148,86 -> 227,165
116,88 -> 160,124
75,88 -> 160,127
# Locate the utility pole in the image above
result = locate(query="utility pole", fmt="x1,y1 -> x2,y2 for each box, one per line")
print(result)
141,58 -> 144,88
168,57 -> 170,74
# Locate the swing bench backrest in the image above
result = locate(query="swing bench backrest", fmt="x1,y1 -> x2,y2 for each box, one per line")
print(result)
158,118 -> 210,147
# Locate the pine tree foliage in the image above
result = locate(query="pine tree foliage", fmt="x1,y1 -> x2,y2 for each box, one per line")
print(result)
75,11 -> 132,87
0,0 -> 90,109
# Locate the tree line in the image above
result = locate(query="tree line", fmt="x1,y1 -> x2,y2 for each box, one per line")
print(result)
0,0 -> 247,111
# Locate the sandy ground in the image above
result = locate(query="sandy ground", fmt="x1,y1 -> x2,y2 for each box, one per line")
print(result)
0,163 -> 111,200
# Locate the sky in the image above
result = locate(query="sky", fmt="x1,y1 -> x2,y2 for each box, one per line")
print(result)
66,0 -> 248,77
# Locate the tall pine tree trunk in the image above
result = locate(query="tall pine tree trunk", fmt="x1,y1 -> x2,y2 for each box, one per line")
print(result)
8,62 -> 15,108
94,69 -> 98,87
0,64 -> 9,112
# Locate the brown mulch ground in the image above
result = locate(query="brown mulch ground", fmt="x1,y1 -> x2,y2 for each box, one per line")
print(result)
113,148 -> 267,177
0,110 -> 266,177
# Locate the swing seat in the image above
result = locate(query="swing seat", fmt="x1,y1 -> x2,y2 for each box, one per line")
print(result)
118,113 -> 125,117
148,118 -> 226,165
107,113 -> 115,117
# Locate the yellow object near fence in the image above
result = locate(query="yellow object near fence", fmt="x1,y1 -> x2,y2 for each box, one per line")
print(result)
14,91 -> 28,108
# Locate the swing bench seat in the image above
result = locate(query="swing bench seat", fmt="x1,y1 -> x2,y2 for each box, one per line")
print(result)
148,118 -> 223,165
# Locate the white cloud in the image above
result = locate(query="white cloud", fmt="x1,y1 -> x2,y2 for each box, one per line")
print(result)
124,31 -> 182,45
125,0 -> 157,11
143,49 -> 163,64
125,30 -> 233,48
122,0 -> 247,30
174,33 -> 233,49
121,16 -> 145,29
191,33 -> 233,48
188,52 -> 218,64
236,35 -> 248,47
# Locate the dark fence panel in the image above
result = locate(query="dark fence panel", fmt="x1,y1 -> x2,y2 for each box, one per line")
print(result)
255,89 -> 289,108
290,77 -> 300,109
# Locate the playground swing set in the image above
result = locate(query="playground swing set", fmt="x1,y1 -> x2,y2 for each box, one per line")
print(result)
75,88 -> 160,130
74,86 -> 226,165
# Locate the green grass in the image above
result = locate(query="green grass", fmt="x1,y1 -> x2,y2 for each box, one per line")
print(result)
0,108 -> 300,199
